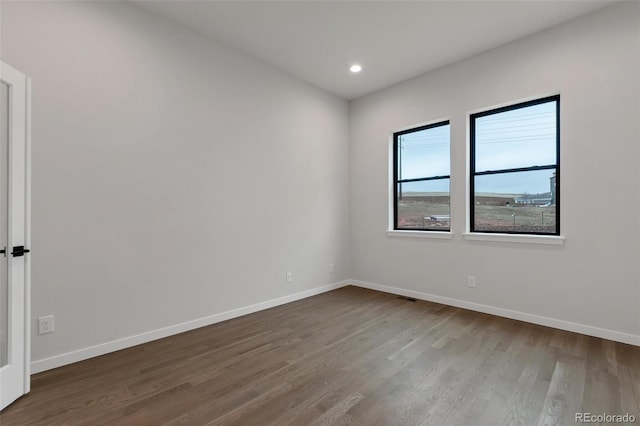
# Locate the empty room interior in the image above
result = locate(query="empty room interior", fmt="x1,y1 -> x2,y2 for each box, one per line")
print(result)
0,0 -> 639,425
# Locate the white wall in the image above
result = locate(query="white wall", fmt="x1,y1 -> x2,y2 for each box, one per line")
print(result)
350,2 -> 640,342
1,1 -> 350,366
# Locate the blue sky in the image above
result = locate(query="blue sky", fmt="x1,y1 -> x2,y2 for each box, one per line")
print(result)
399,100 -> 556,195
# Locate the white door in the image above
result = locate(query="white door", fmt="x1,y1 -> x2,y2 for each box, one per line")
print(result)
0,61 -> 31,411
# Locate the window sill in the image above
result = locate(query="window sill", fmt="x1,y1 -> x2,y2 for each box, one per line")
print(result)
387,230 -> 453,240
462,232 -> 565,245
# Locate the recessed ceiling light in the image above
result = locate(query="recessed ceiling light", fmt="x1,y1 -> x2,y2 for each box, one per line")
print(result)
350,64 -> 362,73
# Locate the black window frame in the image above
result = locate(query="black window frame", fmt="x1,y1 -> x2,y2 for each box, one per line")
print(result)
470,95 -> 560,236
393,120 -> 451,231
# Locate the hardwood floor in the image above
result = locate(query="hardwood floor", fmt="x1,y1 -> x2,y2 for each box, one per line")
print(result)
1,286 -> 639,425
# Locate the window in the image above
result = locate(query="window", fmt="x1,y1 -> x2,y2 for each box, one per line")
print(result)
470,95 -> 559,235
393,121 -> 450,231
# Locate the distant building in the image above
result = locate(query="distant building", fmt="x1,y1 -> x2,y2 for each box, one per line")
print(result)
513,172 -> 556,206
514,193 -> 552,205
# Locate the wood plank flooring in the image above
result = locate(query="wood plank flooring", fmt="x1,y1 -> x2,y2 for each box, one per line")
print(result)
1,286 -> 639,425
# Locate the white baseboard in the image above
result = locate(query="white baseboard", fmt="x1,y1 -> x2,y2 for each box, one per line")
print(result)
31,277 -> 639,374
31,280 -> 350,374
349,280 -> 640,346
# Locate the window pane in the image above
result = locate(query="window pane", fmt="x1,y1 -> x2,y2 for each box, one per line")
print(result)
397,179 -> 450,230
475,100 -> 556,172
474,169 -> 557,234
398,124 -> 450,180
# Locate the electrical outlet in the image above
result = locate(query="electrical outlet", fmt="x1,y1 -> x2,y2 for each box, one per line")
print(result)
329,263 -> 334,273
286,272 -> 293,283
38,315 -> 55,334
467,275 -> 476,288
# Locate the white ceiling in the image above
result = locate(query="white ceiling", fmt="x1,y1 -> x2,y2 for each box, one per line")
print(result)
133,1 -> 614,100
